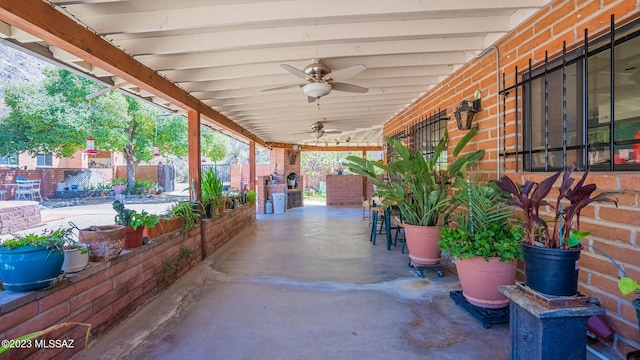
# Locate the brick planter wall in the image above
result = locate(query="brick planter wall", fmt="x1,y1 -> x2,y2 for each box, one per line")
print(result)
0,201 -> 41,234
326,175 -> 374,206
0,203 -> 255,360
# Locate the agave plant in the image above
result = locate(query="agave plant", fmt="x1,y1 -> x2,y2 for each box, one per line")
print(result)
492,164 -> 618,248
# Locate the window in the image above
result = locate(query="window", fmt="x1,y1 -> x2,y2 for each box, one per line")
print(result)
388,110 -> 448,168
37,154 -> 53,167
0,154 -> 18,166
512,18 -> 640,172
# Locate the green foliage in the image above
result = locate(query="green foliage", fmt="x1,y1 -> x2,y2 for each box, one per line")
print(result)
345,129 -> 484,226
201,168 -> 223,208
438,181 -> 524,262
112,200 -> 160,230
135,179 -> 157,194
0,68 -> 187,186
245,190 -> 256,205
111,177 -> 127,186
201,131 -> 229,163
301,151 -> 361,189
0,228 -> 71,250
619,277 -> 640,297
170,201 -> 200,233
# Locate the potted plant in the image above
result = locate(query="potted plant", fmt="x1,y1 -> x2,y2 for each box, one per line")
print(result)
143,212 -> 184,239
113,200 -> 160,249
201,168 -> 223,218
246,189 -> 257,205
170,200 -> 201,233
59,227 -> 90,273
439,180 -> 524,308
345,128 -> 484,266
0,229 -> 66,291
493,164 -> 618,296
112,177 -> 127,195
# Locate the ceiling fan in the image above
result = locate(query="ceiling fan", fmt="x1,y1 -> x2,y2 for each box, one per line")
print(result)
302,121 -> 341,139
263,60 -> 369,102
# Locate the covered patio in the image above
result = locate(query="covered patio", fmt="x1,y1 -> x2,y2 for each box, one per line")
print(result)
0,1 -> 639,359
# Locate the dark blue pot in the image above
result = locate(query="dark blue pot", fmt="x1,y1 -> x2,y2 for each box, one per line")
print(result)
0,245 -> 64,292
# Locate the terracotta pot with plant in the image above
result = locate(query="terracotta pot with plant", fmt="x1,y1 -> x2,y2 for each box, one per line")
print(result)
201,168 -> 224,218
493,164 -> 618,296
345,128 -> 485,266
113,200 -> 160,249
439,180 -> 524,308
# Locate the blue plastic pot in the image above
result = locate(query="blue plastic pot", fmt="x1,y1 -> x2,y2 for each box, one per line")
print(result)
0,245 -> 64,292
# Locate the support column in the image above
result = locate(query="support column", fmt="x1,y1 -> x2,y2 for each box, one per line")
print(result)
188,110 -> 201,203
249,140 -> 256,190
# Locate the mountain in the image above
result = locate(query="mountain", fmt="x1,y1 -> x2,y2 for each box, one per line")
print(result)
0,41 -> 50,114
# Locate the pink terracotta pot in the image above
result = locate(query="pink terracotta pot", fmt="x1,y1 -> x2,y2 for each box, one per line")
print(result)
123,226 -> 144,249
403,224 -> 441,266
455,256 -> 517,309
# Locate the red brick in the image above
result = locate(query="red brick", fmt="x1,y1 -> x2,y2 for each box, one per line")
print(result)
69,281 -> 112,311
0,301 -> 38,334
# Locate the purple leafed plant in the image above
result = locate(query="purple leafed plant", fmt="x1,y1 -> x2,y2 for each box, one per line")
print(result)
492,164 -> 618,249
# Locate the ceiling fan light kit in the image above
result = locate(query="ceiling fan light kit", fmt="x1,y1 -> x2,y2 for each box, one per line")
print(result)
303,82 -> 332,98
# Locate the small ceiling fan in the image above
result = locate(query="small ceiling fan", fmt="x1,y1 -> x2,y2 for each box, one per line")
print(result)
300,120 -> 341,139
263,60 -> 369,103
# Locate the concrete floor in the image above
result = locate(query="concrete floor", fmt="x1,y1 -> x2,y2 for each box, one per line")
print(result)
77,203 -> 515,360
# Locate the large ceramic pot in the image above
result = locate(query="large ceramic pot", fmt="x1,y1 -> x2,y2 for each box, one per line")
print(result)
0,246 -> 64,292
456,257 -> 517,309
123,226 -> 144,249
404,224 -> 441,266
523,243 -> 582,296
79,225 -> 126,262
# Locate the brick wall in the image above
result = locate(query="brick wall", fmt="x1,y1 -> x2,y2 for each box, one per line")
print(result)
0,169 -> 112,200
383,1 -> 640,355
0,201 -> 40,234
0,203 -> 255,360
325,175 -> 374,206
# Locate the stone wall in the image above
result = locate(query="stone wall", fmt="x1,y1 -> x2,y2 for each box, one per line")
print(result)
0,203 -> 256,360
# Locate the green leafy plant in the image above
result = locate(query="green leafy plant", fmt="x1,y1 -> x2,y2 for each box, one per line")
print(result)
0,322 -> 91,356
113,200 -> 160,230
111,177 -> 127,186
245,189 -> 256,205
135,179 -> 157,194
345,128 -> 484,226
493,164 -> 619,249
0,228 -> 69,250
439,180 -> 524,262
170,201 -> 200,233
201,168 -> 223,209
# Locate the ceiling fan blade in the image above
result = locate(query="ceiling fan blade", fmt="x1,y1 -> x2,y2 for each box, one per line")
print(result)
324,130 -> 341,134
332,82 -> 369,93
323,64 -> 366,81
281,64 -> 309,79
262,83 -> 304,92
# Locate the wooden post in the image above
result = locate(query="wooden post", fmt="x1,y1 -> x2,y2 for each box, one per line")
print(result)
188,110 -> 201,203
249,140 -> 256,191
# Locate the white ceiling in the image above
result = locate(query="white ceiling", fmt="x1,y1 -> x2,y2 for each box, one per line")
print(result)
5,0 -> 552,147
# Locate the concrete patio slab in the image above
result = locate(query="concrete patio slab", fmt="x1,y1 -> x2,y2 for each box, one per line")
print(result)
76,204 -> 516,360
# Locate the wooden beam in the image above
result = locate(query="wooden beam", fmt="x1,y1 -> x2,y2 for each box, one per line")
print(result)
0,0 -> 264,146
265,142 -> 382,152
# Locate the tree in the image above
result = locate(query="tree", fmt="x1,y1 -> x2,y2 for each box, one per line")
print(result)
201,130 -> 229,164
0,68 -> 188,192
301,151 -> 361,190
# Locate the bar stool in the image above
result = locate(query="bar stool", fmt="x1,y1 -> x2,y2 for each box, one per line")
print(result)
369,206 -> 386,245
393,216 -> 407,253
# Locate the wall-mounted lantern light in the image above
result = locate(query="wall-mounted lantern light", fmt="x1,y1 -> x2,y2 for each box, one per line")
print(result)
454,90 -> 482,130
